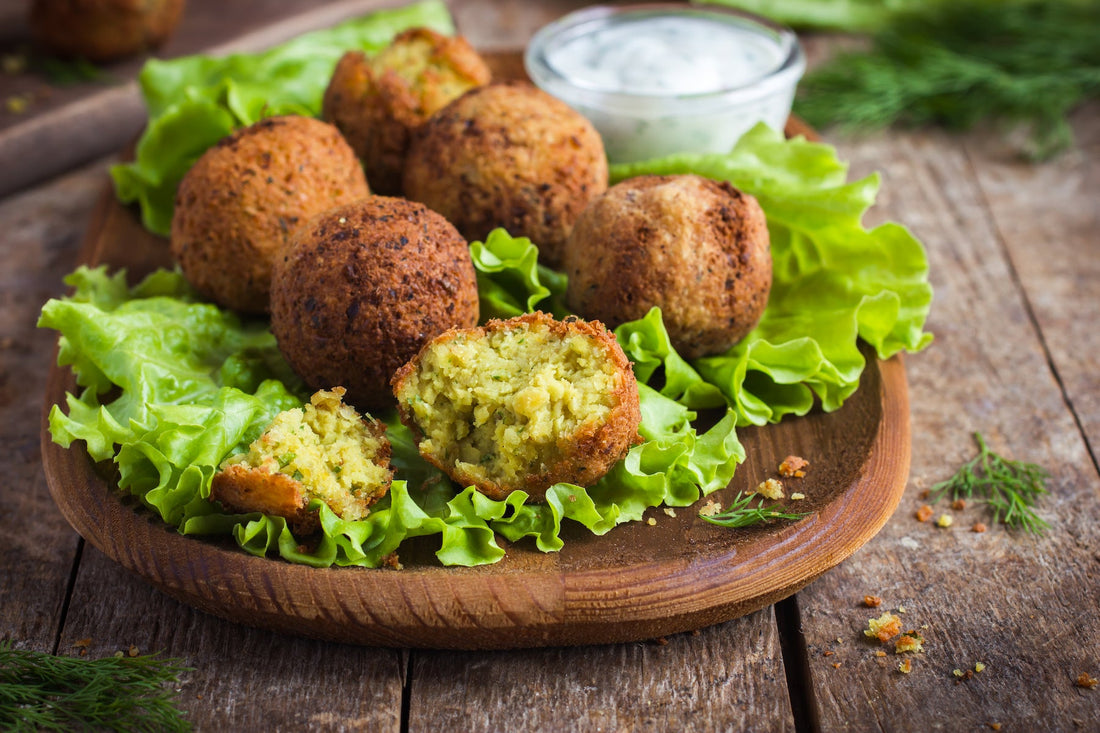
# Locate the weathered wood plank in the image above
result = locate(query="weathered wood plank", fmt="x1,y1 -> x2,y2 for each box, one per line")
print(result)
792,124 -> 1100,730
57,545 -> 408,731
0,162 -> 101,652
408,607 -> 795,732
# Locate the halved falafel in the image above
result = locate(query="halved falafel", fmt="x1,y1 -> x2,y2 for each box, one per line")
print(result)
211,387 -> 393,535
562,174 -> 772,359
402,81 -> 608,269
171,115 -> 370,314
391,312 -> 641,502
270,196 -> 480,410
322,28 -> 491,195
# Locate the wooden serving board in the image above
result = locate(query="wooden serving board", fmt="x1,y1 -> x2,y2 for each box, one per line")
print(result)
39,49 -> 909,649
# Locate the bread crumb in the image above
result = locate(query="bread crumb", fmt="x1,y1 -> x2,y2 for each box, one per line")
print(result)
699,499 -> 722,517
975,662 -> 986,673
897,605 -> 907,614
646,517 -> 657,526
663,507 -> 677,517
754,478 -> 785,500
875,650 -> 887,658
951,498 -> 967,510
865,612 -> 903,642
894,633 -> 924,654
916,504 -> 934,522
791,492 -> 806,501
898,658 -> 912,674
1076,672 -> 1099,689
863,595 -> 883,608
972,522 -> 987,533
936,513 -> 954,528
778,455 -> 809,478
832,662 -> 842,669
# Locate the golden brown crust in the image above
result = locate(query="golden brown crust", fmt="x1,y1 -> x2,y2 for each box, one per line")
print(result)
392,312 -> 641,502
562,174 -> 772,359
270,196 -> 479,411
322,30 -> 491,195
403,81 -> 608,268
170,115 -> 370,314
30,0 -> 185,62
210,464 -> 320,536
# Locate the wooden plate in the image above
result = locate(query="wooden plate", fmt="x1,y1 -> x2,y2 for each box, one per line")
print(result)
40,52 -> 910,649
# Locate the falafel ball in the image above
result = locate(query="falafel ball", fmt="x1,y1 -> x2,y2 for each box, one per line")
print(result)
171,115 -> 370,314
211,387 -> 393,536
322,28 -> 491,196
562,174 -> 772,359
270,196 -> 479,411
391,312 -> 641,502
403,81 -> 608,269
30,0 -> 185,63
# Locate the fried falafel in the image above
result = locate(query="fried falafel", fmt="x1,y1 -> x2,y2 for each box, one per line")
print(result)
270,196 -> 479,411
171,115 -> 370,314
322,28 -> 491,195
563,174 -> 772,359
211,388 -> 392,535
392,312 -> 641,502
403,81 -> 608,269
30,0 -> 185,62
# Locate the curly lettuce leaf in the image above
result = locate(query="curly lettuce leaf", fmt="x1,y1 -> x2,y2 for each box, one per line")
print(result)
470,228 -> 569,321
41,265 -> 742,567
110,0 -> 454,235
610,124 -> 933,425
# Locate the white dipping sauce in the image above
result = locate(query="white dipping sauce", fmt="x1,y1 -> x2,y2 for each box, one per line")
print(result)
525,9 -> 805,163
546,17 -> 782,96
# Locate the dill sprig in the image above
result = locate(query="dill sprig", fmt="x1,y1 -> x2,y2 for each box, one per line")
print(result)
928,432 -> 1050,535
700,491 -> 808,528
0,642 -> 192,732
795,0 -> 1100,160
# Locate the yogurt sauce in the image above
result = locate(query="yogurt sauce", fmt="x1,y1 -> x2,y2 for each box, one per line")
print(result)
526,9 -> 804,163
545,16 -> 782,96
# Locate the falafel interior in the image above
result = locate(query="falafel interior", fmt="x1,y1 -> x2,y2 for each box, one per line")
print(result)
370,28 -> 490,114
212,388 -> 392,533
394,315 -> 636,496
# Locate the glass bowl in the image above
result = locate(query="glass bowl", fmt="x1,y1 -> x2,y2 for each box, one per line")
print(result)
524,3 -> 805,163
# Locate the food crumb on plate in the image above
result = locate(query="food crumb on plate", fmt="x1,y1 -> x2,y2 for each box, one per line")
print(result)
972,522 -> 987,533
863,595 -> 883,608
791,492 -> 805,500
865,612 -> 903,642
916,504 -> 934,522
1077,672 -> 1099,689
936,513 -> 954,528
646,517 -> 657,526
898,658 -> 912,674
753,478 -> 784,500
663,507 -> 677,517
778,455 -> 809,478
699,499 -> 723,517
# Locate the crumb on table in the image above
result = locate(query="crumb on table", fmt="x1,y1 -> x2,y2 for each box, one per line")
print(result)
916,504 -> 934,522
754,478 -> 785,500
863,595 -> 883,608
699,499 -> 722,517
865,612 -> 903,642
1077,672 -> 1099,689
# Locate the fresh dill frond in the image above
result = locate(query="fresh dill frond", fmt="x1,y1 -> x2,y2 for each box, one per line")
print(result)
928,432 -> 1050,534
0,642 -> 192,732
700,491 -> 808,528
795,0 -> 1100,160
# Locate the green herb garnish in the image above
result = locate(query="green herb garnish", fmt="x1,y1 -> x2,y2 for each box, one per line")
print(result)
795,0 -> 1100,160
700,491 -> 808,528
928,432 -> 1050,534
0,642 -> 191,732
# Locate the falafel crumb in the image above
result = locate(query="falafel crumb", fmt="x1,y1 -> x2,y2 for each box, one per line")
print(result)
898,658 -> 912,674
646,517 -> 657,526
863,595 -> 883,608
894,633 -> 924,654
699,500 -> 723,517
1077,672 -> 1099,689
778,455 -> 809,478
936,513 -> 954,528
663,507 -> 677,517
916,504 -> 934,522
791,492 -> 806,501
753,478 -> 785,500
975,662 -> 986,673
972,522 -> 988,533
951,498 -> 967,510
865,612 -> 903,642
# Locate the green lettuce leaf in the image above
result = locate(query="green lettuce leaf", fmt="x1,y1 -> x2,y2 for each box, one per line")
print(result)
110,0 -> 454,235
469,228 -> 569,321
610,124 -> 933,425
41,265 -> 744,567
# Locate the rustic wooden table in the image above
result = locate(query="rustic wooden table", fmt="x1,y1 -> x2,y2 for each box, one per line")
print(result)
3,1 -> 1098,730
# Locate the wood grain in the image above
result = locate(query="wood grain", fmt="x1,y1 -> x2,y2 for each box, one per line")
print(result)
790,119 -> 1100,730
